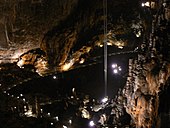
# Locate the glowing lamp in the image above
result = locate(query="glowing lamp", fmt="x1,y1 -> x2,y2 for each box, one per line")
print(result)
113,69 -> 118,74
55,116 -> 59,121
141,2 -> 150,7
53,76 -> 57,79
63,125 -> 67,128
101,97 -> 108,103
69,119 -> 72,124
89,121 -> 95,127
118,67 -> 122,71
99,44 -> 103,47
79,58 -> 85,64
47,113 -> 50,116
145,2 -> 150,7
112,64 -> 117,68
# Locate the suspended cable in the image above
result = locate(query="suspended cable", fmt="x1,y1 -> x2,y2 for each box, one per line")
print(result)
103,0 -> 108,97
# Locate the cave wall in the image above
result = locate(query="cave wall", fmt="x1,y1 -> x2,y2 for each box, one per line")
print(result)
121,1 -> 170,127
0,0 -> 79,63
0,0 -> 140,69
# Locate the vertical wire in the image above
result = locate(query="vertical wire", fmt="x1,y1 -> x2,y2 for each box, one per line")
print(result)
103,0 -> 108,97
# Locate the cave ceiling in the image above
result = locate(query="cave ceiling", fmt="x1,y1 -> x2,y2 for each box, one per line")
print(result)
0,0 -> 144,85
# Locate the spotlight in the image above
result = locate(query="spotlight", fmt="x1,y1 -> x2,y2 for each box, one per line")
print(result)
53,76 -> 56,79
89,121 -> 95,127
63,125 -> 67,128
50,122 -> 54,125
55,116 -> 59,121
145,2 -> 150,7
112,64 -> 117,68
113,69 -> 118,74
79,58 -> 85,64
101,97 -> 108,103
141,2 -> 150,7
47,113 -> 50,116
69,119 -> 72,124
118,67 -> 122,71
111,63 -> 122,74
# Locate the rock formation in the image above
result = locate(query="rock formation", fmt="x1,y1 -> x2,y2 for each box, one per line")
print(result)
121,1 -> 170,127
0,0 -> 170,127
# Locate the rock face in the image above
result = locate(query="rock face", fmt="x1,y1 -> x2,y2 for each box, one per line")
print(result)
124,59 -> 170,127
0,0 -> 140,71
0,0 -> 79,63
0,0 -> 170,127
121,1 -> 170,127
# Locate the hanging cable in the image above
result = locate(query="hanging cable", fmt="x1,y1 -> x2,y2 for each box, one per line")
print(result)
103,0 -> 108,97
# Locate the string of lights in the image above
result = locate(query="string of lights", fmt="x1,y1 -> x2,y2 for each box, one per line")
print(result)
0,50 -> 137,95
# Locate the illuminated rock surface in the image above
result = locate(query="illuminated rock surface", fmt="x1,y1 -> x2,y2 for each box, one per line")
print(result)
0,0 -> 139,71
0,0 -> 170,128
122,1 -> 170,127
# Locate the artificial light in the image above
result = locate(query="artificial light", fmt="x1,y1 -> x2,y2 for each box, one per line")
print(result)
53,75 -> 57,79
112,64 -> 117,68
89,121 -> 95,127
63,125 -> 67,128
69,119 -> 72,124
79,58 -> 85,64
55,116 -> 59,121
141,2 -> 150,7
101,97 -> 108,103
113,69 -> 118,74
111,63 -> 122,74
